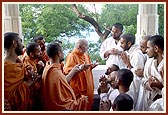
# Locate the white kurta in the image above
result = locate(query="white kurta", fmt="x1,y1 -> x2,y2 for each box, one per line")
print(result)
126,44 -> 146,111
99,87 -> 120,111
142,59 -> 164,111
99,37 -> 126,69
134,57 -> 154,111
138,58 -> 163,111
149,87 -> 164,111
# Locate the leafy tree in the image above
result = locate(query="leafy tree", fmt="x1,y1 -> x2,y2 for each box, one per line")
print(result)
158,4 -> 164,37
19,4 -> 164,63
98,4 -> 138,38
72,4 -> 138,42
100,4 -> 138,28
19,4 -> 43,45
19,4 -> 91,45
88,40 -> 105,64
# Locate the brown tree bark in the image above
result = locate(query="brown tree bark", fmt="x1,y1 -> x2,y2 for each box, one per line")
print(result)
71,4 -> 111,42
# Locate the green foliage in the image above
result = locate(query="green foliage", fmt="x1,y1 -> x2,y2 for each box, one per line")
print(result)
125,24 -> 137,36
158,4 -> 164,37
60,37 -> 75,56
19,4 -> 42,45
19,4 -> 164,63
87,41 -> 105,65
19,4 -> 90,45
99,4 -> 138,31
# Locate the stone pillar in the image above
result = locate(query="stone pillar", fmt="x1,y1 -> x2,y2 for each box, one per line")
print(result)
135,4 -> 159,44
4,4 -> 22,37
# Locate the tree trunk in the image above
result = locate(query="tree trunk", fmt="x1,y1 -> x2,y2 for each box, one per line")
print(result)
71,4 -> 111,42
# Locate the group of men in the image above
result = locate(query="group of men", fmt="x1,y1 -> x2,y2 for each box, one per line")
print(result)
4,32 -> 97,111
98,23 -> 164,111
4,22 -> 164,111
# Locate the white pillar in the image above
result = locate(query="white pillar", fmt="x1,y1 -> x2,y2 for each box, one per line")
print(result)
135,4 -> 159,44
4,4 -> 22,37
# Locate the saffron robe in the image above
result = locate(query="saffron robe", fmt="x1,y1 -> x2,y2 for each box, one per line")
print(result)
42,63 -> 87,111
22,55 -> 42,110
4,60 -> 30,110
21,49 -> 49,65
63,48 -> 94,110
22,55 -> 38,72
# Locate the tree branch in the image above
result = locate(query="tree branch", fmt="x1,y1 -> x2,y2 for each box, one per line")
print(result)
71,4 -> 110,42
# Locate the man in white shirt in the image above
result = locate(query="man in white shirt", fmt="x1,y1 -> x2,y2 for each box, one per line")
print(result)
99,23 -> 126,69
142,35 -> 164,111
99,69 -> 134,111
120,33 -> 146,110
134,35 -> 151,78
133,35 -> 152,111
99,71 -> 119,111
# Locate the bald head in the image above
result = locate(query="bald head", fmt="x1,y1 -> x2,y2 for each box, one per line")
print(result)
75,39 -> 87,47
75,39 -> 88,53
140,35 -> 151,54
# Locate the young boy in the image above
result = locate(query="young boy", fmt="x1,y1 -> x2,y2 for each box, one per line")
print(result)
112,93 -> 133,111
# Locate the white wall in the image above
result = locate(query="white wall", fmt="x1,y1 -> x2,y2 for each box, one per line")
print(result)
92,65 -> 108,94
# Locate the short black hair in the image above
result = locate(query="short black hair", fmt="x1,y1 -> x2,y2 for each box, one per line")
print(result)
113,93 -> 133,111
52,40 -> 62,44
148,35 -> 164,51
26,42 -> 39,56
112,23 -> 123,32
46,42 -> 62,58
117,69 -> 133,88
120,33 -> 135,45
32,36 -> 44,43
4,32 -> 19,50
112,64 -> 120,71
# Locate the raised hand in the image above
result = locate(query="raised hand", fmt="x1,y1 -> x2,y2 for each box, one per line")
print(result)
104,48 -> 121,59
99,75 -> 107,82
99,100 -> 111,111
121,52 -> 132,69
24,65 -> 34,80
78,63 -> 91,71
145,76 -> 163,91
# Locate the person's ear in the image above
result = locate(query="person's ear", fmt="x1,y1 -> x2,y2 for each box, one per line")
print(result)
30,52 -> 34,58
117,79 -> 122,85
154,45 -> 159,52
58,51 -> 62,57
12,40 -> 18,47
127,41 -> 132,47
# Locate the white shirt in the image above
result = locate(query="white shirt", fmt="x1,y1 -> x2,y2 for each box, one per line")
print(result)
99,37 -> 126,69
149,88 -> 164,111
126,44 -> 146,111
100,88 -> 120,104
138,58 -> 164,111
100,88 -> 120,111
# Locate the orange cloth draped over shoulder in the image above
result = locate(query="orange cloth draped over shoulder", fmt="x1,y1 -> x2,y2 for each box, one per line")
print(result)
22,55 -> 43,111
42,63 -> 87,110
63,48 -> 94,110
22,55 -> 37,71
4,60 -> 30,110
